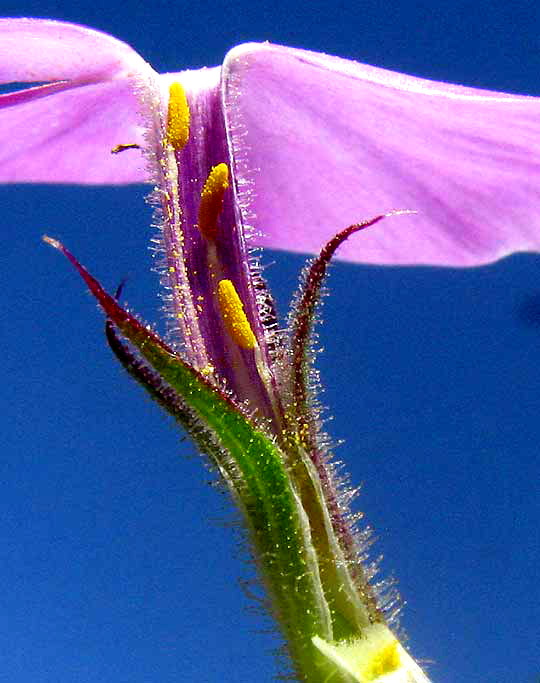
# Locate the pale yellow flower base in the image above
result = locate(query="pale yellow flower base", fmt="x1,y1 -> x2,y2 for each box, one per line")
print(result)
312,623 -> 431,683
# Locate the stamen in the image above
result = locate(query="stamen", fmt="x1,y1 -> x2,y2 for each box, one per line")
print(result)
217,279 -> 256,350
198,163 -> 229,240
111,143 -> 141,154
166,82 -> 190,150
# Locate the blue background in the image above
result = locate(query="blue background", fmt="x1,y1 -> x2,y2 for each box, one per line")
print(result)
1,1 -> 539,681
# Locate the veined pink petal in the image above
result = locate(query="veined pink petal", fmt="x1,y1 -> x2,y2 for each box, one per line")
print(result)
222,43 -> 540,266
0,18 -> 151,183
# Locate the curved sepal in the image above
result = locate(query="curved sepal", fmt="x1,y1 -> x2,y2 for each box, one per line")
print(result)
289,215 -> 385,425
44,237 -> 372,680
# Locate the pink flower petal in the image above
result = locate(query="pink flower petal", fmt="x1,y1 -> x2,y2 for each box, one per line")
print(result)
0,79 -> 147,183
222,43 -> 540,266
3,20 -> 540,265
0,18 -> 144,85
0,18 -> 150,183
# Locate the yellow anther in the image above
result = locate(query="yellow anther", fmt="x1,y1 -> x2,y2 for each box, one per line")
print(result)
166,82 -> 190,150
362,640 -> 400,681
217,279 -> 256,350
198,163 -> 229,240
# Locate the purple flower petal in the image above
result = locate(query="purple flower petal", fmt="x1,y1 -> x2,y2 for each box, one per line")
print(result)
0,18 -> 149,183
0,17 -> 144,82
222,43 -> 540,266
3,20 -> 540,265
